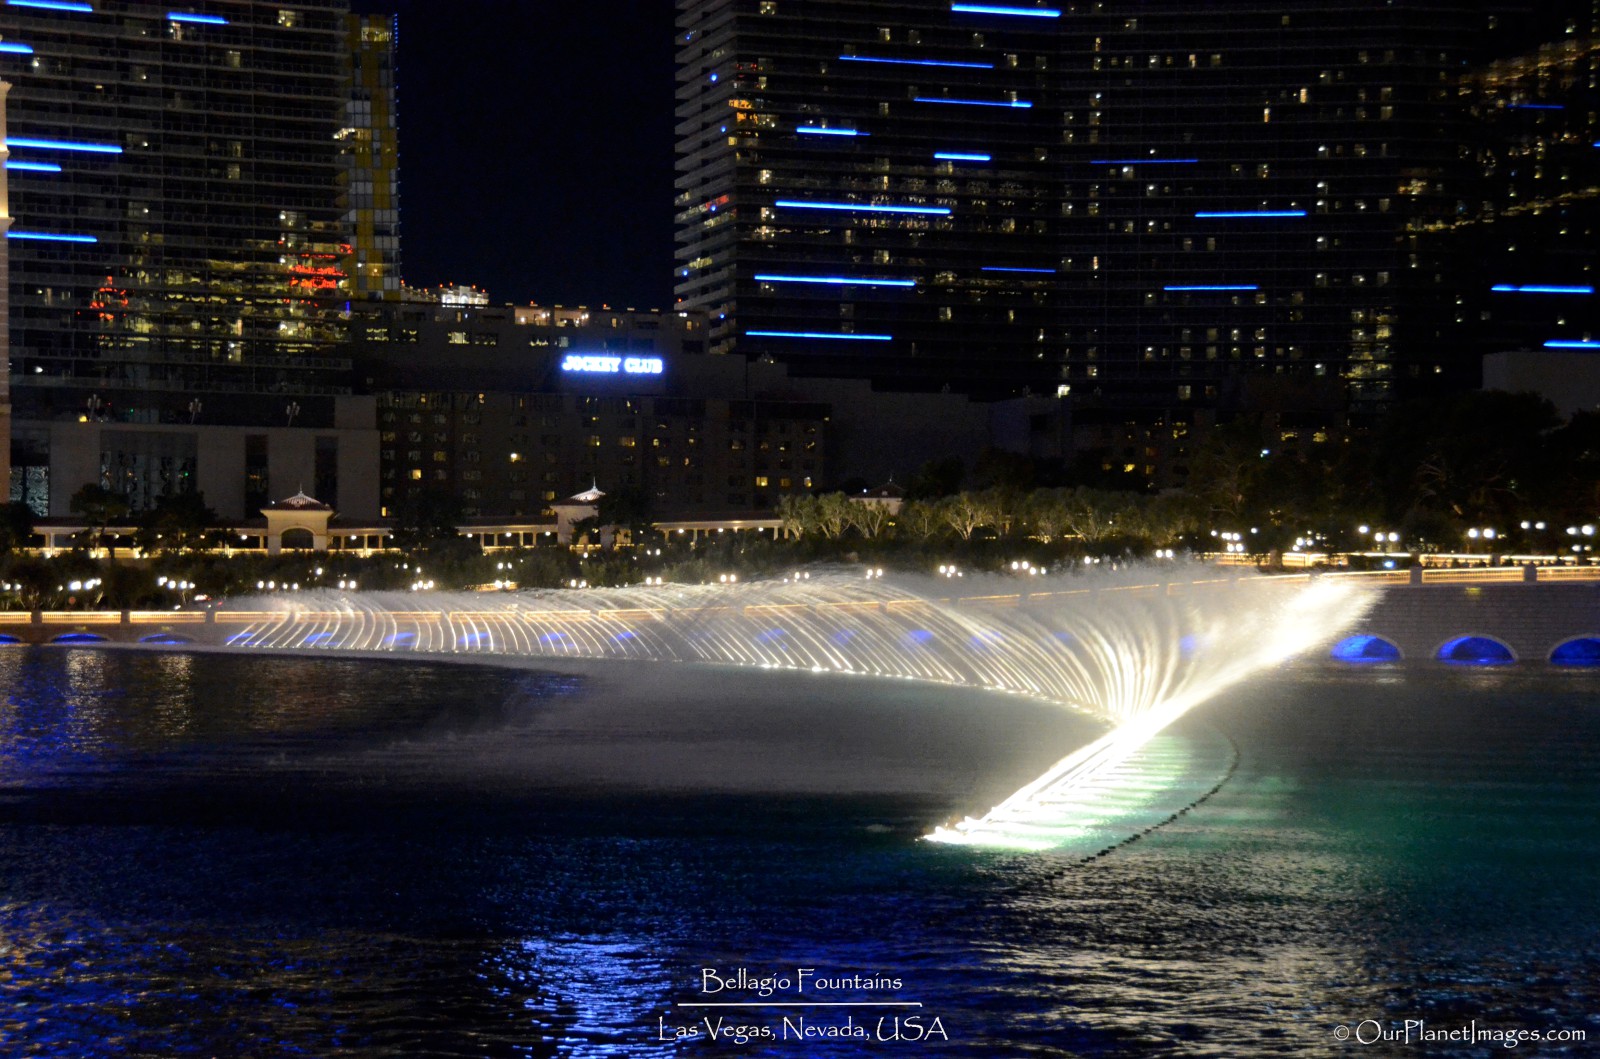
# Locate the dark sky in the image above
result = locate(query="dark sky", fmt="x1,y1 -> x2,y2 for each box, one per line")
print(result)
355,1 -> 679,309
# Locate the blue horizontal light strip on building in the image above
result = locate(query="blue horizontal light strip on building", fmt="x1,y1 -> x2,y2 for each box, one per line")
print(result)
168,11 -> 228,23
7,136 -> 122,154
915,96 -> 1032,108
5,160 -> 62,172
0,41 -> 35,53
7,0 -> 94,11
950,4 -> 1062,17
754,274 -> 916,287
1491,284 -> 1593,295
1163,284 -> 1258,291
1089,158 -> 1199,165
1509,103 -> 1563,110
748,331 -> 894,342
840,54 -> 994,69
935,151 -> 991,161
796,126 -> 865,137
7,231 -> 98,243
775,199 -> 951,215
1544,340 -> 1600,349
982,266 -> 1054,274
1194,210 -> 1306,218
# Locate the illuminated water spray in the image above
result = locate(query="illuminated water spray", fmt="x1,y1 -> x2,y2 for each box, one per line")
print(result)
218,568 -> 1371,851
926,578 -> 1371,849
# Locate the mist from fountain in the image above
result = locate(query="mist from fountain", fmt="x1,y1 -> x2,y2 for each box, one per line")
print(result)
216,565 -> 1372,850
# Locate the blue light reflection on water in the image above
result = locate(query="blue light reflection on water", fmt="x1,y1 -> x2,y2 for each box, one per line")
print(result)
1,651 -> 1598,1056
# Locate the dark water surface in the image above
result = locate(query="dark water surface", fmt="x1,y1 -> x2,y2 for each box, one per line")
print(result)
1,648 -> 1596,1057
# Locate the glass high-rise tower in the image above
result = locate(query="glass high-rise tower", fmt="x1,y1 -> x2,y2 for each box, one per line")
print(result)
2,3 -> 361,422
675,0 -> 1067,396
674,1 -> 1593,415
2,0 -> 399,515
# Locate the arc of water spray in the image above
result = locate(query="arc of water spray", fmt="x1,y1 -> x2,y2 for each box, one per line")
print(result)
216,570 -> 1372,850
928,580 -> 1372,848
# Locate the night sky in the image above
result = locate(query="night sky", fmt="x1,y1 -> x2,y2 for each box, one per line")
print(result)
355,1 -> 679,310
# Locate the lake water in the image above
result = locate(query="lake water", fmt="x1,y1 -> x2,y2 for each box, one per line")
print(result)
1,647 -> 1596,1056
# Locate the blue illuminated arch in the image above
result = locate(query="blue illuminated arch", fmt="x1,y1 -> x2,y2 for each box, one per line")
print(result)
1436,636 -> 1515,665
1330,635 -> 1402,663
139,633 -> 192,645
1549,637 -> 1600,667
0,634 -> 21,645
52,632 -> 109,644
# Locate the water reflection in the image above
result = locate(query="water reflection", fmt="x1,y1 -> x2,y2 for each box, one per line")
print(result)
0,653 -> 1597,1056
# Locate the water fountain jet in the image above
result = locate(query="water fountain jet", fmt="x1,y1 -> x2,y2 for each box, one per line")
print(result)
215,567 -> 1372,850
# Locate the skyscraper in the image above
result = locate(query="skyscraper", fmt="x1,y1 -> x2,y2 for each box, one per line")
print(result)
2,0 -> 389,516
673,1 -> 1594,421
675,0 -> 1067,396
342,12 -> 403,301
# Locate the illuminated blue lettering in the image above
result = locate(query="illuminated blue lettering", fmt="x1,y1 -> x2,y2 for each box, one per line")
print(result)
561,354 -> 664,374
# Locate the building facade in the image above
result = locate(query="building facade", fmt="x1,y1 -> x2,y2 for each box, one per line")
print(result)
351,301 -> 1014,522
2,0 -> 381,517
354,303 -> 830,521
1437,11 -> 1600,376
675,0 -> 1067,395
673,1 -> 1594,423
341,12 -> 403,300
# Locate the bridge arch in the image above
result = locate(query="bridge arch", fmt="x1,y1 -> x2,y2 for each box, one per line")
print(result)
52,632 -> 110,645
1549,636 -> 1600,667
1436,634 -> 1516,666
1330,634 -> 1402,663
0,633 -> 21,645
139,633 -> 195,645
